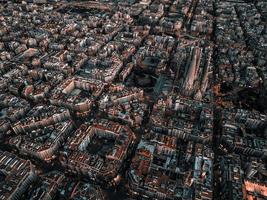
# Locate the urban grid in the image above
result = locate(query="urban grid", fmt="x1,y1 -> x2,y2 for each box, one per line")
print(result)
0,0 -> 266,199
